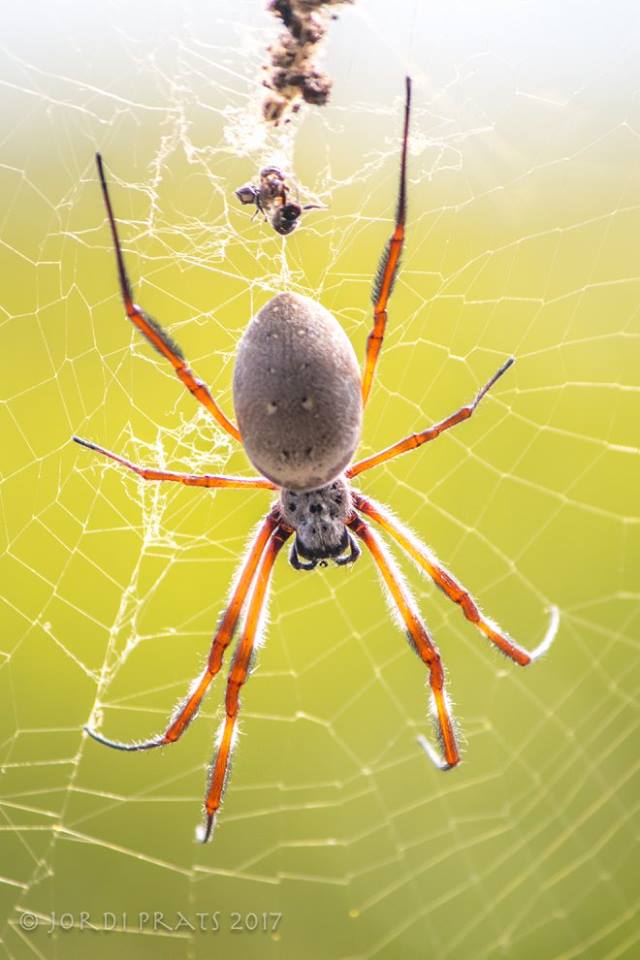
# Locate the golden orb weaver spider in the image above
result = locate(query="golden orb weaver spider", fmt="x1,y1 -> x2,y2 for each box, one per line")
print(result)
76,78 -> 559,842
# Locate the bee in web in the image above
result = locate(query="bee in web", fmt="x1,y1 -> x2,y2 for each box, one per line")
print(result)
234,164 -> 322,235
76,77 -> 559,842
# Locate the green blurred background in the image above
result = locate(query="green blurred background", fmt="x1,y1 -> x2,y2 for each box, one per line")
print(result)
1,2 -> 638,958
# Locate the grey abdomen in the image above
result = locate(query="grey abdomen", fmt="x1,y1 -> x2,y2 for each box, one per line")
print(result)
233,292 -> 362,490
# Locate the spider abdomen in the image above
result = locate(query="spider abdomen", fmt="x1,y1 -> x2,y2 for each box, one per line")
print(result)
233,292 -> 362,490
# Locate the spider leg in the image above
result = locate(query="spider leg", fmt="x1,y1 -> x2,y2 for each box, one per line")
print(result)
353,492 -> 559,665
361,76 -> 411,408
349,357 -> 514,478
348,512 -> 460,771
84,508 -> 281,752
73,436 -> 276,490
95,154 -> 240,442
201,521 -> 291,842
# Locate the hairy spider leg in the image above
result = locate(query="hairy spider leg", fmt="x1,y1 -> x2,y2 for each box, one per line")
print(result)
201,521 -> 292,842
348,513 -> 460,770
95,154 -> 240,441
353,493 -> 559,665
84,509 -> 281,752
361,76 -> 411,408
73,436 -> 276,490
349,356 -> 514,478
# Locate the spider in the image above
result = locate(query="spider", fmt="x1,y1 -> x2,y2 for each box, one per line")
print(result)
77,77 -> 559,843
235,165 -> 321,235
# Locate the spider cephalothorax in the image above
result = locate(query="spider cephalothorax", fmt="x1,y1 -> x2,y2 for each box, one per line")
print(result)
77,78 -> 558,843
280,476 -> 359,569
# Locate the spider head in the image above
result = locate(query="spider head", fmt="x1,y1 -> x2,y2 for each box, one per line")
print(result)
280,477 -> 360,570
289,527 -> 360,571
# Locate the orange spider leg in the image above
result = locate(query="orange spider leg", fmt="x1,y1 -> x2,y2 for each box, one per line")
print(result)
348,513 -> 460,771
350,356 -> 514,479
96,154 -> 241,442
202,521 -> 291,842
73,436 -> 276,490
361,76 -> 411,408
84,508 -> 281,753
353,492 -> 559,665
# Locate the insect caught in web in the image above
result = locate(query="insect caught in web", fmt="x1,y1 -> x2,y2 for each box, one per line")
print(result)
235,164 -> 322,235
77,77 -> 559,843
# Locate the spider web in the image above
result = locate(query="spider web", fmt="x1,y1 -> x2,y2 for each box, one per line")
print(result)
1,2 -> 639,958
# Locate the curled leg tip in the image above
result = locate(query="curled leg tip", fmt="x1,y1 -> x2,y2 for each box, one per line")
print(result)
83,724 -> 163,752
529,604 -> 560,662
197,815 -> 215,844
84,724 -> 104,742
417,735 -> 458,771
84,724 -> 122,749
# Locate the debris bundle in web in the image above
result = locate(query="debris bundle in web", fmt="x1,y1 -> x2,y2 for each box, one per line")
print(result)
262,0 -> 355,124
